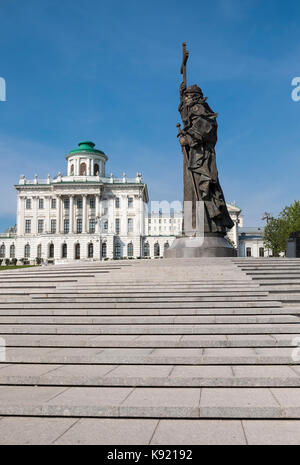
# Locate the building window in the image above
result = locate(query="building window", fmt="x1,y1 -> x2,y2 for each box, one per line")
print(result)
38,198 -> 44,209
101,242 -> 107,258
115,197 -> 120,209
103,220 -> 108,232
127,242 -> 133,257
115,218 -> 120,234
77,198 -> 82,209
51,220 -> 56,234
80,163 -> 87,176
89,197 -> 95,209
154,242 -> 160,257
144,242 -> 150,257
62,243 -> 67,258
94,163 -> 99,176
88,243 -> 94,258
49,244 -> 54,258
75,243 -> 80,259
114,242 -> 121,259
246,247 -> 252,257
37,244 -> 42,258
25,220 -> 31,234
70,164 -> 74,175
25,199 -> 31,209
89,218 -> 96,233
64,219 -> 69,234
10,244 -> 15,259
128,197 -> 133,208
64,198 -> 69,209
24,244 -> 30,258
38,220 -> 44,234
0,244 -> 5,258
259,247 -> 265,257
77,218 -> 82,234
51,199 -> 56,209
128,218 -> 133,233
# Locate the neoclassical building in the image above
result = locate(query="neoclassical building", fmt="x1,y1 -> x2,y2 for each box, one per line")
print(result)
0,141 -> 241,262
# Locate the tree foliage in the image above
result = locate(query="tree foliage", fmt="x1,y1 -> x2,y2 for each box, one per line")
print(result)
263,201 -> 300,256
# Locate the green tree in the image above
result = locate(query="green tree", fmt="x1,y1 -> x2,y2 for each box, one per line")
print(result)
279,200 -> 300,233
263,200 -> 300,256
263,217 -> 287,256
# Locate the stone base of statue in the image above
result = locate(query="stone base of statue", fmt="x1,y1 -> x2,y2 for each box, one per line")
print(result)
164,233 -> 236,258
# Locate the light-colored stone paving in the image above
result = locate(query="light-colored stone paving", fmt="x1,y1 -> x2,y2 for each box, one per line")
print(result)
0,258 -> 299,444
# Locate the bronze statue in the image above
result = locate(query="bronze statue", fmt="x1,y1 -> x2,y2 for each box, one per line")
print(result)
177,43 -> 234,235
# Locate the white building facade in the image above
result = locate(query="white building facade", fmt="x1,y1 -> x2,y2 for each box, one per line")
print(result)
0,141 -> 243,262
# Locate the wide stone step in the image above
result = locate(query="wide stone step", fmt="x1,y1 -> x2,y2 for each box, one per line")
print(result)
0,315 -> 296,324
0,301 -> 282,308
31,291 -> 269,298
1,322 -> 298,335
29,295 -> 276,302
0,307 -> 289,316
1,333 -> 297,348
0,347 -> 298,364
0,386 -> 300,418
0,363 -> 299,387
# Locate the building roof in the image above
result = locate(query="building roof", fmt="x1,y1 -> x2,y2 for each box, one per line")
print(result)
66,141 -> 107,159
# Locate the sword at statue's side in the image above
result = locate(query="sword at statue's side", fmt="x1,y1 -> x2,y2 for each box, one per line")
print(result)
176,123 -> 199,201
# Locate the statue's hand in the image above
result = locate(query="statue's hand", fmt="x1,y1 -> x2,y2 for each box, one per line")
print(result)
180,81 -> 186,95
179,135 -> 188,146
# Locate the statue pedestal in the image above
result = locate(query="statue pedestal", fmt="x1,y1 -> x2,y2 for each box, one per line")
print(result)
164,234 -> 236,258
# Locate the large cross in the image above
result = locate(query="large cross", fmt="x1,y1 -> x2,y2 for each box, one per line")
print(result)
180,42 -> 189,87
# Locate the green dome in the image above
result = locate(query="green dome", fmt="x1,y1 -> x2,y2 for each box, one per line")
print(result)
67,141 -> 106,157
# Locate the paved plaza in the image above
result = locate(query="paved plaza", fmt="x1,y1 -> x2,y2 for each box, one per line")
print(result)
0,257 -> 300,444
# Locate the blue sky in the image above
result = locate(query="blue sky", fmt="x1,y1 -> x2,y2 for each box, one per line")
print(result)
0,0 -> 300,231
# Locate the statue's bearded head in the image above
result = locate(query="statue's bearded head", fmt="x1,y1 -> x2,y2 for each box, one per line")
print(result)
183,85 -> 203,105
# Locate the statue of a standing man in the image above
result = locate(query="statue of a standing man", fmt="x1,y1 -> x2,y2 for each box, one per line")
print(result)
177,43 -> 234,235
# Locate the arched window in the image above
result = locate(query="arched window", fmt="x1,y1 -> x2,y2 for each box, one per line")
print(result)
114,241 -> 121,259
94,163 -> 99,176
10,244 -> 15,259
62,243 -> 67,258
164,242 -> 169,251
70,164 -> 74,175
75,243 -> 80,259
127,242 -> 133,257
144,242 -> 150,257
101,242 -> 107,258
49,244 -> 54,258
80,163 -> 87,176
0,244 -> 5,258
154,242 -> 160,257
37,244 -> 42,258
24,244 -> 30,258
88,243 -> 93,258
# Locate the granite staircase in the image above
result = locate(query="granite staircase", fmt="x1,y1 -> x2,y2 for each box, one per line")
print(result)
0,258 -> 300,444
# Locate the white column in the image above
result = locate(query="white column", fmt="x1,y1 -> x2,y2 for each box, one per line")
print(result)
96,194 -> 100,218
69,195 -> 74,234
56,195 -> 61,234
46,196 -> 51,233
91,159 -> 94,176
17,196 -> 23,236
83,195 -> 87,233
